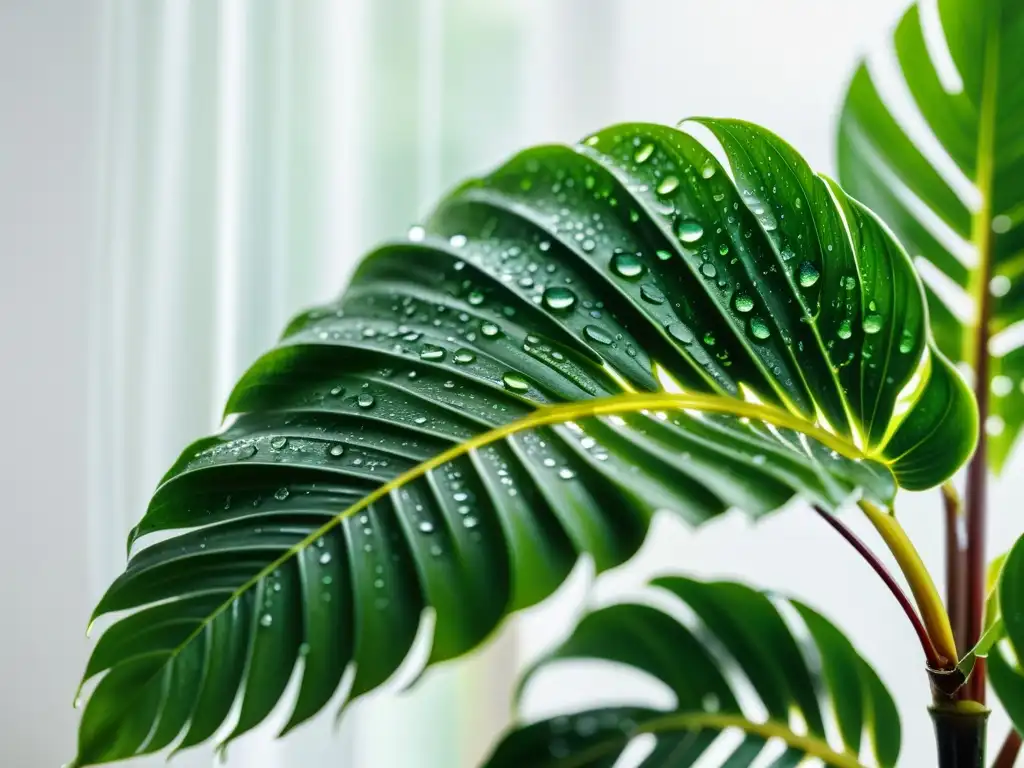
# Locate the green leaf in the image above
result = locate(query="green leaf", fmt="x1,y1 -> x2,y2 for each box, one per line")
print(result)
73,119 -> 973,765
990,533 -> 1024,732
837,0 -> 1024,471
957,550 -> 1008,678
485,576 -> 899,768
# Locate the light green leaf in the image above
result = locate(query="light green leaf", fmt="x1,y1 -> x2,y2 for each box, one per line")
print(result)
957,551 -> 1008,677
72,119 -> 973,765
838,0 -> 1024,471
486,577 -> 898,767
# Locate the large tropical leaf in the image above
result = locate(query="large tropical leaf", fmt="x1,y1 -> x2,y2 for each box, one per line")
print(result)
838,0 -> 1024,470
486,576 -> 900,768
72,119 -> 975,765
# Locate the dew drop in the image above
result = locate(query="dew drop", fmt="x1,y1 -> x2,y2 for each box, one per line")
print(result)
274,487 -> 290,501
899,330 -> 915,354
700,262 -> 717,278
420,344 -> 445,361
330,385 -> 345,396
676,219 -> 704,244
837,319 -> 853,340
463,516 -> 479,529
418,521 -> 435,534
655,249 -> 672,261
584,325 -> 614,345
734,294 -> 754,313
407,225 -> 425,242
449,234 -> 467,248
357,392 -> 375,408
270,436 -> 288,450
667,322 -> 695,344
329,443 -> 345,457
237,444 -> 257,460
863,313 -> 883,334
453,348 -> 476,364
797,261 -> 820,287
481,321 -> 501,338
558,467 -> 576,480
634,143 -> 654,163
260,614 -> 273,628
640,284 -> 665,305
610,251 -> 644,279
502,372 -> 530,392
319,551 -> 332,565
842,275 -> 857,290
467,289 -> 485,306
657,175 -> 679,195
543,286 -> 577,312
750,317 -> 771,340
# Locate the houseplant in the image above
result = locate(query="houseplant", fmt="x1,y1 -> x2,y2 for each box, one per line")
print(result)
70,0 -> 1024,765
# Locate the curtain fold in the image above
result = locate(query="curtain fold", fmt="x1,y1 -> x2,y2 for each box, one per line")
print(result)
87,1 -> 552,764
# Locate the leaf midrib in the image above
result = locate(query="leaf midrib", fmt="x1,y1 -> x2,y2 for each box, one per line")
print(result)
965,6 -> 1001,375
101,393 -> 876,745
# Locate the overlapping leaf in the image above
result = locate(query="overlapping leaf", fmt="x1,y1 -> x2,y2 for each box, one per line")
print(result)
838,0 -> 1024,469
72,119 -> 974,765
985,534 -> 1024,732
486,576 -> 899,768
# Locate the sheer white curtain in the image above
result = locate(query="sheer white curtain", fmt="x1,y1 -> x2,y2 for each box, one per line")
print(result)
85,1 -> 593,765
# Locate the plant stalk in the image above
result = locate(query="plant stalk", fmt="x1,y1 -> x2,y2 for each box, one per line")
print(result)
993,729 -> 1023,768
814,506 -> 943,667
963,0 -> 1001,706
943,482 -> 967,660
930,701 -> 989,768
859,500 -> 958,667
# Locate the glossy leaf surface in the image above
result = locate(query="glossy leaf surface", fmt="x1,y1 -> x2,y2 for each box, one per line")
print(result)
486,576 -> 899,768
73,119 -> 973,765
987,533 -> 1024,732
838,0 -> 1024,469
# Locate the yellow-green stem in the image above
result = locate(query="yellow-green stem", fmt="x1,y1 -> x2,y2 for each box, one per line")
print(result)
859,500 -> 958,667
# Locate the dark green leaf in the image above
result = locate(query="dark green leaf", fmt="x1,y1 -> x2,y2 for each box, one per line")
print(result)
486,577 -> 898,767
73,119 -> 971,764
838,0 -> 1024,471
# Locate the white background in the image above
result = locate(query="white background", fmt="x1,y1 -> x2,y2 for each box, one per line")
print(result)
1,0 -> 1016,765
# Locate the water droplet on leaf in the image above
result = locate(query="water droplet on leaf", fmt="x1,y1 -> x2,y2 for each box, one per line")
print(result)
676,219 -> 704,244
667,322 -> 695,344
798,261 -> 820,287
750,317 -> 771,340
543,286 -> 577,312
734,294 -> 754,313
634,143 -> 654,163
584,325 -> 614,345
502,372 -> 530,392
610,251 -> 643,279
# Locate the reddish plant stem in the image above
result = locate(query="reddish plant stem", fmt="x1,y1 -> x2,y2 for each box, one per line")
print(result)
943,484 -> 967,660
814,506 -> 943,668
993,729 -> 1022,768
965,302 -> 992,704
